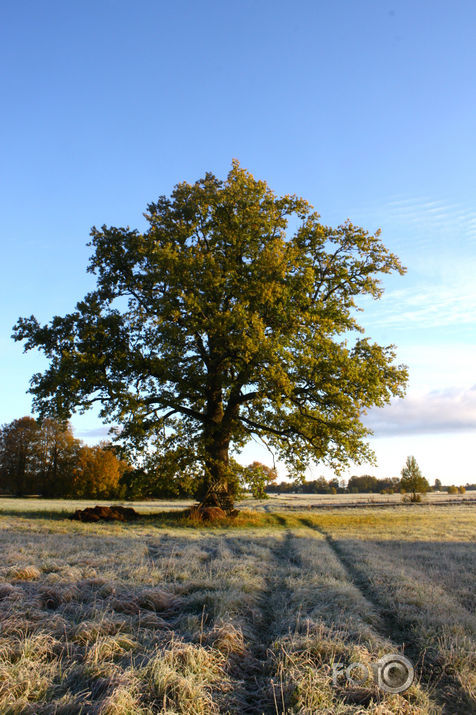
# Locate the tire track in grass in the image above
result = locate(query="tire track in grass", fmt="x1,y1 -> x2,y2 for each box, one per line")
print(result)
301,519 -> 419,653
300,518 -> 475,715
226,530 -> 297,715
145,530 -> 296,713
360,539 -> 476,617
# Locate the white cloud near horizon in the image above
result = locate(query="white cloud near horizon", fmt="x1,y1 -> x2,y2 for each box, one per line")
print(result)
366,386 -> 476,437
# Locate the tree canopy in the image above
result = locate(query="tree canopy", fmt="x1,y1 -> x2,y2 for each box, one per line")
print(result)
13,161 -> 408,510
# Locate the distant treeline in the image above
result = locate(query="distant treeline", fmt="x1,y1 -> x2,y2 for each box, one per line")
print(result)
267,475 -> 468,495
266,475 -> 400,494
0,417 -> 470,499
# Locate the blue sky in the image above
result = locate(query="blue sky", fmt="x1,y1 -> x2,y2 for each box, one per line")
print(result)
1,0 -> 475,484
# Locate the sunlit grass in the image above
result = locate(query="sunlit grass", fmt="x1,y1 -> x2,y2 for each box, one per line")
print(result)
300,506 -> 476,541
0,501 -> 474,712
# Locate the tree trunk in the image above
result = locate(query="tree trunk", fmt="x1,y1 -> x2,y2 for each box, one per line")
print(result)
15,450 -> 27,497
197,358 -> 238,513
198,425 -> 235,512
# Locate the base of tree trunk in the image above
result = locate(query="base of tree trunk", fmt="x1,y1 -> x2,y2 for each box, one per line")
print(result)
199,488 -> 235,513
186,503 -> 239,523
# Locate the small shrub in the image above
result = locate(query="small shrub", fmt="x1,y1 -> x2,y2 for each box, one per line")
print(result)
402,493 -> 422,503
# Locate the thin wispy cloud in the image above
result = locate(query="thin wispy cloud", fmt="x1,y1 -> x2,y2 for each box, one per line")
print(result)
76,427 -> 111,438
366,386 -> 476,437
351,194 -> 476,330
360,282 -> 476,329
384,198 -> 476,256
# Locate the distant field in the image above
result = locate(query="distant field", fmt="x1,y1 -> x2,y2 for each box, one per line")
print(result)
0,503 -> 474,713
245,491 -> 476,511
0,490 -> 474,518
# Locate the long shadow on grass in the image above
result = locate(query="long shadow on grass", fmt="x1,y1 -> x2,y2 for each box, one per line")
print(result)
299,518 -> 476,715
0,507 -> 296,531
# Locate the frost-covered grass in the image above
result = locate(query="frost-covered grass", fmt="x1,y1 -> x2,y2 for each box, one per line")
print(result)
0,490 -> 474,518
0,504 -> 474,712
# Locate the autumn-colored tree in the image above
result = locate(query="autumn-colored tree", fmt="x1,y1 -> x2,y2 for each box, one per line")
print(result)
71,443 -> 128,498
0,417 -> 129,498
241,461 -> 277,499
36,419 -> 82,497
13,161 -> 408,511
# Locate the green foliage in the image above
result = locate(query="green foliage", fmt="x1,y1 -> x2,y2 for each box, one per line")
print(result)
400,456 -> 429,499
0,417 -> 42,496
119,468 -> 195,500
348,474 -> 379,493
310,477 -> 333,494
347,474 -> 399,493
13,161 -> 408,507
447,485 -> 458,494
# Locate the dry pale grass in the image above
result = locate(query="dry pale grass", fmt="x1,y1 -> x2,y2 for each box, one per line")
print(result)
258,531 -> 432,713
142,641 -> 231,714
0,503 -> 473,712
300,504 -> 476,541
10,565 -> 41,580
314,508 -> 476,709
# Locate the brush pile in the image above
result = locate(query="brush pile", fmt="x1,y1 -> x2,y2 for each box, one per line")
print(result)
70,505 -> 139,522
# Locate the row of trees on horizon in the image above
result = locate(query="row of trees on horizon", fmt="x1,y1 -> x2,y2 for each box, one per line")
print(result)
267,474 -> 469,495
0,416 -> 471,500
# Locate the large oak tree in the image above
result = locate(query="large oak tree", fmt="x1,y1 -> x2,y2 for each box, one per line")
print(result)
13,161 -> 408,510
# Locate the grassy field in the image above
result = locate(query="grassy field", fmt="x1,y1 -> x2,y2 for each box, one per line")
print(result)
0,501 -> 474,713
0,491 -> 474,516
